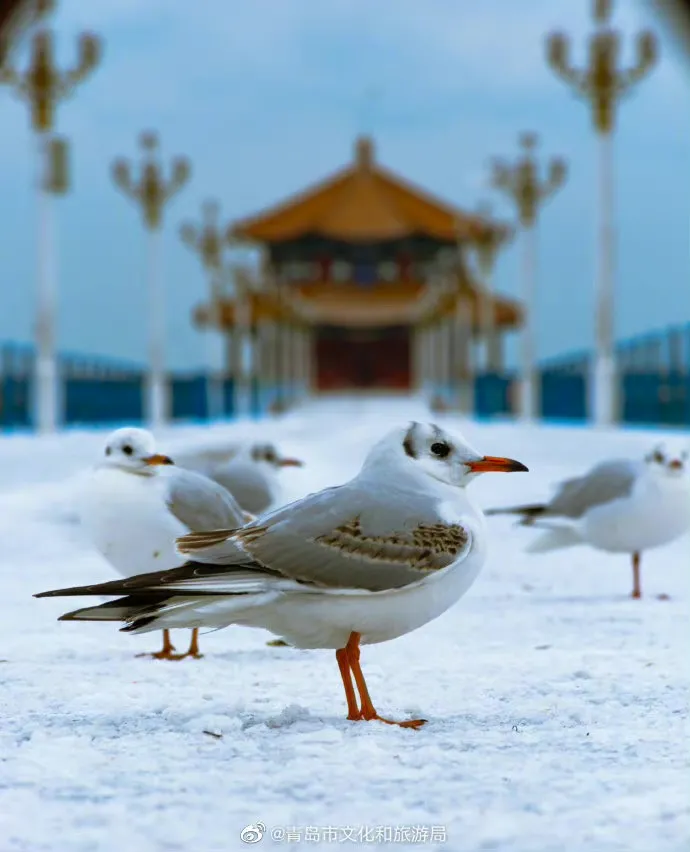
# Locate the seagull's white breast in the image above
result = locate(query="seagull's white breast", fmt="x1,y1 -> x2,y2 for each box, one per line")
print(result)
77,467 -> 187,577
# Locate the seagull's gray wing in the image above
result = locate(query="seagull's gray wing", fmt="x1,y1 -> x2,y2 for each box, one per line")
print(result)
163,467 -> 248,532
211,462 -> 274,515
546,459 -> 640,519
177,480 -> 472,592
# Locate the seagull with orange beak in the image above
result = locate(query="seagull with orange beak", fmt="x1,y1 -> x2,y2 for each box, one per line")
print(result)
72,427 -> 247,660
38,422 -> 527,727
486,443 -> 690,600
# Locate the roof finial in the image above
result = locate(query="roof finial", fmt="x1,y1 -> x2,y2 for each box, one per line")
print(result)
355,136 -> 374,170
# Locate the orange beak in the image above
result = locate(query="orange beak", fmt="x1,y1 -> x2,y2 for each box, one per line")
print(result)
144,454 -> 175,466
467,455 -> 528,473
279,457 -> 304,467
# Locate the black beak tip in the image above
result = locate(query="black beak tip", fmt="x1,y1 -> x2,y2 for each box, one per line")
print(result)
514,461 -> 529,472
162,456 -> 175,465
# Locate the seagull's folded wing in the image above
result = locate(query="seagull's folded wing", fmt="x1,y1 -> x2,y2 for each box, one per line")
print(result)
164,467 -> 247,531
548,459 -> 639,518
177,481 -> 473,593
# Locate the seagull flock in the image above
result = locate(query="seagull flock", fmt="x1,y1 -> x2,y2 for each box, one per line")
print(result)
34,423 -> 690,728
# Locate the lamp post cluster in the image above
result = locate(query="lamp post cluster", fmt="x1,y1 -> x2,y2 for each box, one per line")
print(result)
0,1 -> 309,433
422,0 -> 657,426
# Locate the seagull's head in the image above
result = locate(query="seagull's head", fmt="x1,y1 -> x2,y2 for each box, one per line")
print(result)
364,422 -> 528,488
644,443 -> 688,480
102,427 -> 174,476
249,441 -> 304,470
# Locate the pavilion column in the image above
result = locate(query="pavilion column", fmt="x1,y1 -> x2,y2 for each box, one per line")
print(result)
269,320 -> 282,412
487,331 -> 504,373
242,326 -> 256,418
422,324 -> 432,398
302,325 -> 315,398
427,323 -> 438,399
411,325 -> 424,394
225,326 -> 239,416
431,319 -> 446,404
293,327 -> 303,400
439,315 -> 453,405
278,320 -> 292,409
291,325 -> 302,400
454,295 -> 474,416
256,319 -> 275,413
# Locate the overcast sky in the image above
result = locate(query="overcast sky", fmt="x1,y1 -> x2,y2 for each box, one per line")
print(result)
0,0 -> 687,369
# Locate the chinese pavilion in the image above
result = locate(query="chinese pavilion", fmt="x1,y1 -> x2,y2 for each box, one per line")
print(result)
193,136 -> 521,395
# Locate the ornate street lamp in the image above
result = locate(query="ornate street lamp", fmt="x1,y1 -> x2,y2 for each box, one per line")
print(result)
0,2 -> 100,432
546,0 -> 657,425
112,131 -> 190,429
492,132 -> 567,422
180,200 -> 228,421
471,202 -> 514,373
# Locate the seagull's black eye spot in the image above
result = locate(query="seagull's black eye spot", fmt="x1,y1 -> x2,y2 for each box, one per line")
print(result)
430,442 -> 451,459
122,445 -> 133,457
653,450 -> 665,464
105,447 -> 111,456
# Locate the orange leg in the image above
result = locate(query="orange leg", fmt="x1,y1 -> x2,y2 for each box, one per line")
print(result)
136,629 -> 178,660
136,629 -> 204,660
631,552 -> 642,599
183,628 -> 203,659
338,632 -> 426,729
336,647 -> 360,720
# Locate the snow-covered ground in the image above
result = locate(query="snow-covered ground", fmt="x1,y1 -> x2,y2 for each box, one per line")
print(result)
1,396 -> 688,852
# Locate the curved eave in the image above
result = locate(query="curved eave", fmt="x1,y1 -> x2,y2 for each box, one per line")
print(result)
229,141 -> 501,245
428,290 -> 523,328
192,279 -> 521,330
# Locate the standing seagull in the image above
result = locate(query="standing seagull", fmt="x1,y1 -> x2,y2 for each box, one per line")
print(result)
37,422 -> 527,727
485,445 -> 690,599
74,427 -> 248,659
204,441 -> 304,516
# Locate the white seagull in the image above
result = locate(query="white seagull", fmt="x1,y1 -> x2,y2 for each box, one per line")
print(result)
485,443 -> 690,599
205,441 -> 304,516
74,427 -> 248,659
37,422 -> 527,727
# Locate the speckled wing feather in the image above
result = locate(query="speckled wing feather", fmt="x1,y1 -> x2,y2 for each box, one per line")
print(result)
178,480 -> 472,592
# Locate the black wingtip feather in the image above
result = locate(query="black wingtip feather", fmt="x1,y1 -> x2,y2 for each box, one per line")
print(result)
485,504 -> 546,519
120,616 -> 157,633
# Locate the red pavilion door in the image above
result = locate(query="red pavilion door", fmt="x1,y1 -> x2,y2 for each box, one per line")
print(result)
316,326 -> 410,391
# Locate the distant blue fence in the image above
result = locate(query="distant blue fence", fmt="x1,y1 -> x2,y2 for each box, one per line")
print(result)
0,343 -> 297,430
2,324 -> 689,430
443,323 -> 690,427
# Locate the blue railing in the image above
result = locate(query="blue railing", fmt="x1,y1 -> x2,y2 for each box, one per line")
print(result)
2,324 -> 688,429
0,344 -> 306,429
441,323 -> 690,427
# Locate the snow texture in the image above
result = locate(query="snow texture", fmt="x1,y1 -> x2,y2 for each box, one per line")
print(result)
1,397 -> 688,852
